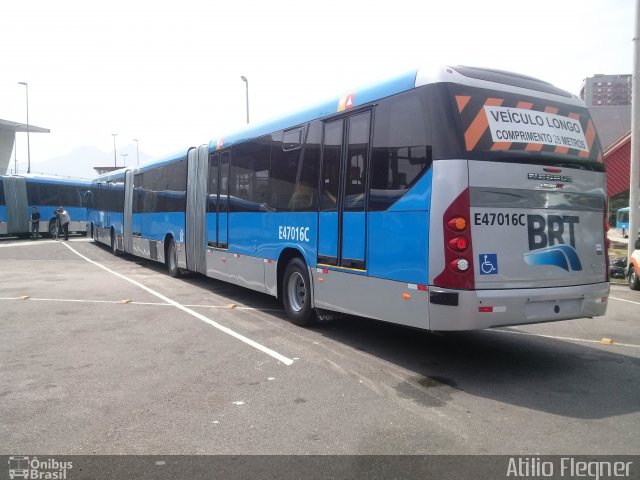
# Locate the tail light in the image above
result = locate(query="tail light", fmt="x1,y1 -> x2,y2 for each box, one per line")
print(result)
448,236 -> 468,251
434,188 -> 474,289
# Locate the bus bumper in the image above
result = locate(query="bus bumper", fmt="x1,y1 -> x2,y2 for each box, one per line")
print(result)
428,282 -> 610,331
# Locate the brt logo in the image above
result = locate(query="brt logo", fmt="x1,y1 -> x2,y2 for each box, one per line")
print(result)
524,214 -> 582,272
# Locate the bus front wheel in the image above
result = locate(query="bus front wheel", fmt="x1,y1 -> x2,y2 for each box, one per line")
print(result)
282,257 -> 316,326
629,266 -> 640,290
166,239 -> 180,278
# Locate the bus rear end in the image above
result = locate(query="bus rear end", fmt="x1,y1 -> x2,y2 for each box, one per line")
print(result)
424,67 -> 608,330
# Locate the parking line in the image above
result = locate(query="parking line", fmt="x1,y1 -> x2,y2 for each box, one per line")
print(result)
491,328 -> 640,349
0,296 -> 282,312
0,238 -> 92,248
61,242 -> 294,366
610,296 -> 640,306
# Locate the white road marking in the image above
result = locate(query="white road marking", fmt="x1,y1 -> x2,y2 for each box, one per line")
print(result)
60,242 -> 294,366
0,296 -> 281,312
491,328 -> 640,349
610,296 -> 640,306
0,238 -> 92,248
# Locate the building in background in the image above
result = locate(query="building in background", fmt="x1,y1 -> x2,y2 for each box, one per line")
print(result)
580,74 -> 632,153
581,74 -> 632,107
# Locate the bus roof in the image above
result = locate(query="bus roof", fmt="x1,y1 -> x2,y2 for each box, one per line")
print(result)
2,173 -> 92,186
207,65 -> 581,153
208,70 -> 419,151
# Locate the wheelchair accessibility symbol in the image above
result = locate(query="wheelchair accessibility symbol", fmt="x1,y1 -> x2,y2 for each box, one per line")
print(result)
479,254 -> 498,275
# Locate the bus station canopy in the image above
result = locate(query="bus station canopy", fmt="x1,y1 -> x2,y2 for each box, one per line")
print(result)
0,118 -> 50,174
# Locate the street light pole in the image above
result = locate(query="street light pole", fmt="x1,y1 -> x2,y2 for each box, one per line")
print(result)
240,76 -> 249,124
133,138 -> 139,166
17,82 -> 31,173
112,133 -> 118,167
120,153 -> 128,167
629,0 -> 640,259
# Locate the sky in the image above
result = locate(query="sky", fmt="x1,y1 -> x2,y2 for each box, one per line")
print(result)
0,0 -> 635,174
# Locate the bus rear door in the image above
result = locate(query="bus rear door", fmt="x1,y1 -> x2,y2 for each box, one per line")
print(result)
318,110 -> 371,270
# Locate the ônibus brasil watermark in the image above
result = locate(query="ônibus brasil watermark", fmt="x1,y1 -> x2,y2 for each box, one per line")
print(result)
8,457 -> 73,480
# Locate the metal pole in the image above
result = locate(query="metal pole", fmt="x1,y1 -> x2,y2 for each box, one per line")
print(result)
17,82 -> 30,173
120,153 -> 128,167
112,133 -> 118,167
629,0 -> 640,258
133,139 -> 139,166
241,76 -> 249,124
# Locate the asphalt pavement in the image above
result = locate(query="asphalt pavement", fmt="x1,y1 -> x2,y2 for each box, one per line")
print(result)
0,236 -> 638,455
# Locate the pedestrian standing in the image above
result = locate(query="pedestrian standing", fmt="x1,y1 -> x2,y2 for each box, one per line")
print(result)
57,206 -> 70,241
30,206 -> 41,239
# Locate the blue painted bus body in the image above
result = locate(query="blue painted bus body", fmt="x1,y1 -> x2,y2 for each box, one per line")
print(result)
0,175 -> 90,235
133,212 -> 185,242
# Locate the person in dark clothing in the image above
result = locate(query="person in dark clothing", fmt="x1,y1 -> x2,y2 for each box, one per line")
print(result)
56,206 -> 70,241
30,207 -> 41,239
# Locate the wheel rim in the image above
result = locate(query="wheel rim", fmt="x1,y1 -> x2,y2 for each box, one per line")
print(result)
287,272 -> 306,312
631,271 -> 637,285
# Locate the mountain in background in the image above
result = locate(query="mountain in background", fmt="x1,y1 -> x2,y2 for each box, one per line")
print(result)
28,144 -> 153,179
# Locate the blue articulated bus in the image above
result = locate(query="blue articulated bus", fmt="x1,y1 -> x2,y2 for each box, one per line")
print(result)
89,65 -> 610,330
616,206 -> 640,239
0,174 -> 91,237
616,207 -> 632,238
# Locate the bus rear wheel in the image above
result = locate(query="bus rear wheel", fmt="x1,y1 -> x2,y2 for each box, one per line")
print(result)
166,239 -> 180,278
48,220 -> 57,239
282,257 -> 316,326
629,266 -> 640,290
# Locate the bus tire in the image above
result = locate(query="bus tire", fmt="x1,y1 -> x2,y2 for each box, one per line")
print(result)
166,238 -> 180,278
48,220 -> 56,238
629,266 -> 640,290
282,257 -> 316,326
111,231 -> 119,256
623,228 -> 627,238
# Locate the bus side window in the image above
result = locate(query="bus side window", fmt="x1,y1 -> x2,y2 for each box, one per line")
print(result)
369,89 -> 432,211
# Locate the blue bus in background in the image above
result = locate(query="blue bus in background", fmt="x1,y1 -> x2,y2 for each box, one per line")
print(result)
616,207 -> 631,238
616,206 -> 640,239
86,169 -> 127,253
0,174 -> 90,237
88,65 -> 610,331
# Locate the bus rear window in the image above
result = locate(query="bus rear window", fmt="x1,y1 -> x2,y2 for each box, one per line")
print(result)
432,84 -> 604,165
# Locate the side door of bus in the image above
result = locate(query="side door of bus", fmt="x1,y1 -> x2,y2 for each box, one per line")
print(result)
205,150 -> 230,278
317,110 -> 371,270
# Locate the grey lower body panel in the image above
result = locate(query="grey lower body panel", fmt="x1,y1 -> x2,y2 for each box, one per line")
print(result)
67,221 -> 87,233
0,222 -> 7,235
428,282 -> 610,331
312,268 -> 429,330
131,236 -> 166,264
205,249 -> 267,295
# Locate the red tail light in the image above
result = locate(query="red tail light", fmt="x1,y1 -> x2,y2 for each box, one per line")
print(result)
449,237 -> 468,251
434,188 -> 474,289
